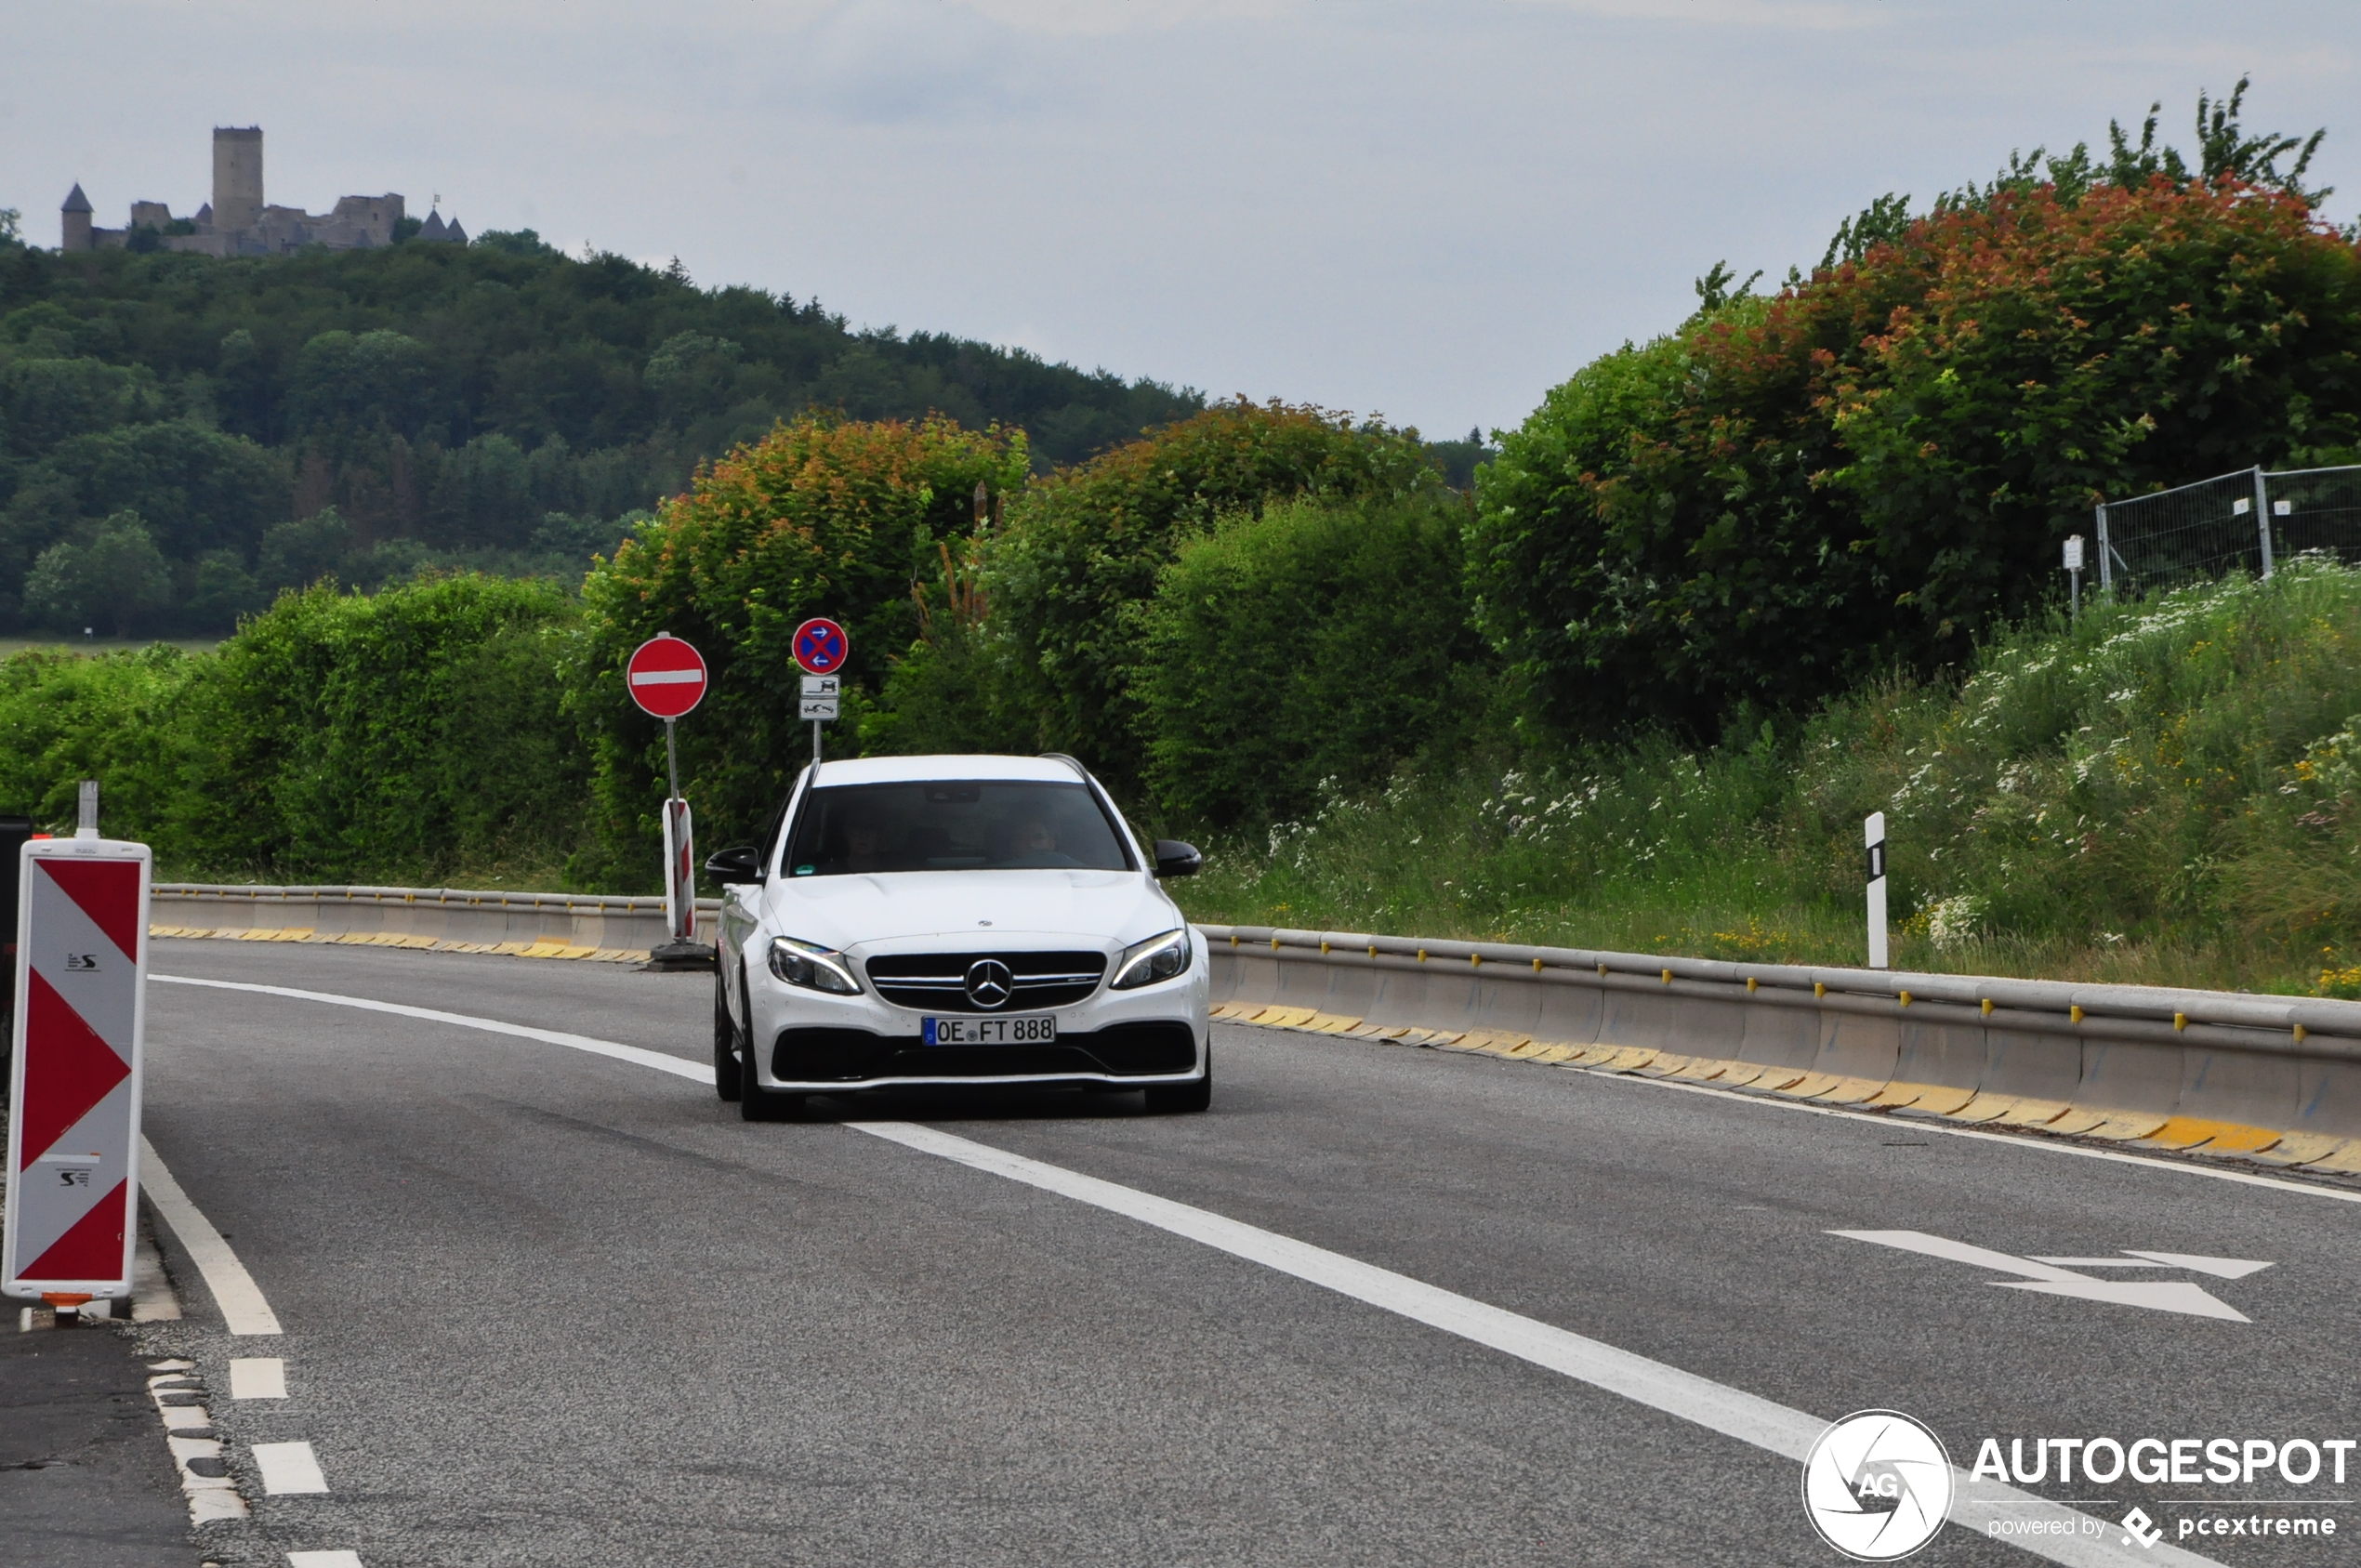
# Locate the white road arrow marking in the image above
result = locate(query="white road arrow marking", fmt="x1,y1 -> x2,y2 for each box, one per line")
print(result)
2029,1253 -> 2275,1279
2119,1250 -> 2275,1280
1829,1231 -> 2255,1322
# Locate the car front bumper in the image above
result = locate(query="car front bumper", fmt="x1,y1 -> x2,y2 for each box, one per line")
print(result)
742,933 -> 1210,1094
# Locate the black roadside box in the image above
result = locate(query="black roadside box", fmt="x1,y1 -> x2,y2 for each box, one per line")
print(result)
0,814 -> 30,1098
0,814 -> 32,963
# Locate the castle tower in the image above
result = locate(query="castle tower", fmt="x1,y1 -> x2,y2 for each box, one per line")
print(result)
60,183 -> 93,251
212,126 -> 264,234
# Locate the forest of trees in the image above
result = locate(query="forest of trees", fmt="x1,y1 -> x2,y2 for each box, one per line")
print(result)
0,226 -> 1211,635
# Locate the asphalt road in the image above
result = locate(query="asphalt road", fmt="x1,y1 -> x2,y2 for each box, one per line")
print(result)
106,938 -> 2361,1567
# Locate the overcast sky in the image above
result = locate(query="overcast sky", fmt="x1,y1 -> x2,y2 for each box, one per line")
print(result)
8,1 -> 2359,440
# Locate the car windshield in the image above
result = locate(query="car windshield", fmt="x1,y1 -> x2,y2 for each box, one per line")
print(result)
783,781 -> 1133,876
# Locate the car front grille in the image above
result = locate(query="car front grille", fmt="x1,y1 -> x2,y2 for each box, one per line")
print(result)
863,950 -> 1107,1013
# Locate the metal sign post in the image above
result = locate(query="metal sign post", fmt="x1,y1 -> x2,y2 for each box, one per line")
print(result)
792,618 -> 849,770
2062,534 -> 2085,627
626,634 -> 712,970
4,785 -> 150,1319
1864,812 -> 1889,971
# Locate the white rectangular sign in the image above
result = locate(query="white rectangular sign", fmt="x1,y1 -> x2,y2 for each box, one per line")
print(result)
4,837 -> 151,1304
800,697 -> 840,720
800,675 -> 839,697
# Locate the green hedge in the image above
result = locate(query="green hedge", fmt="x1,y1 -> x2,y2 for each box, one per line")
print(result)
0,573 -> 586,883
1136,494 -> 1494,826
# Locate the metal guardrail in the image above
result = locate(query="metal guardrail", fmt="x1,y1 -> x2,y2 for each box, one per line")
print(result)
154,883 -> 718,915
1198,924 -> 2361,1058
1197,923 -> 2361,1165
149,883 -> 720,956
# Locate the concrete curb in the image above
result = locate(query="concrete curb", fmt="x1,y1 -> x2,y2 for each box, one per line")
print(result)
1201,924 -> 2361,1174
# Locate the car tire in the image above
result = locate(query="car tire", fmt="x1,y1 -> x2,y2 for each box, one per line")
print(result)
1143,1048 -> 1212,1113
713,967 -> 743,1103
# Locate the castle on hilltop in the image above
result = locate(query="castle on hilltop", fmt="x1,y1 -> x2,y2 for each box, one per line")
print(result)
59,126 -> 466,257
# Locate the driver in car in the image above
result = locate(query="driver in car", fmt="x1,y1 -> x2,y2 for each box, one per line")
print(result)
830,811 -> 895,875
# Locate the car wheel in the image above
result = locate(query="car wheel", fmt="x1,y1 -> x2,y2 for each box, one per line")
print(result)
1143,1047 -> 1212,1113
713,967 -> 743,1103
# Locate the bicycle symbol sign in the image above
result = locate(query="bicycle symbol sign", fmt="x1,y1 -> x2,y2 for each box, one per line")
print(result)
793,617 -> 849,676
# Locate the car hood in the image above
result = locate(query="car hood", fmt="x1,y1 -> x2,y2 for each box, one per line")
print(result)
759,868 -> 1184,953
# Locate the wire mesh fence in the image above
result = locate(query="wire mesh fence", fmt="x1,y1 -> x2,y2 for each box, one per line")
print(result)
2100,463 -> 2361,597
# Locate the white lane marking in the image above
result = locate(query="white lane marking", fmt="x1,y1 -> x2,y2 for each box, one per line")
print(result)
253,1440 -> 330,1495
1830,1230 -> 2249,1322
854,1121 -> 2216,1566
288,1552 -> 365,1567
148,1369 -> 248,1521
169,975 -> 2230,1568
2122,1249 -> 2275,1279
139,1137 -> 283,1335
231,1356 -> 288,1399
153,974 -> 707,1083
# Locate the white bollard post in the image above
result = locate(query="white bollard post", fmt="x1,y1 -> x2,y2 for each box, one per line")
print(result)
1865,812 -> 1888,970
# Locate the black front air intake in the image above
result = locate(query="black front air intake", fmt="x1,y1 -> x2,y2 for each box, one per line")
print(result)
862,950 -> 1106,1012
772,1021 -> 1195,1083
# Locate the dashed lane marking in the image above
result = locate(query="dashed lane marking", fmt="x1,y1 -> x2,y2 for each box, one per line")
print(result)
288,1554 -> 365,1567
231,1356 -> 288,1399
164,971 -> 2229,1567
253,1440 -> 330,1495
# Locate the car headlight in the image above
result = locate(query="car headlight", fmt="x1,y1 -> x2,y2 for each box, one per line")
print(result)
1110,928 -> 1192,990
769,936 -> 861,995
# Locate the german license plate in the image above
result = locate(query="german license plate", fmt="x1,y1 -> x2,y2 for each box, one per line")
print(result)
924,1015 -> 1057,1046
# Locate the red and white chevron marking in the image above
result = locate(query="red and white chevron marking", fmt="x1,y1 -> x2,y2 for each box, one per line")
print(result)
4,841 -> 150,1299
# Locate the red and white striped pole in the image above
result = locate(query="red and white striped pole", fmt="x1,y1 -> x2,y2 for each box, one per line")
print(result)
3,783 -> 151,1318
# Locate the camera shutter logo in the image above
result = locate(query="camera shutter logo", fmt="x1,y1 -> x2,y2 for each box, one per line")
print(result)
1801,1410 -> 1954,1561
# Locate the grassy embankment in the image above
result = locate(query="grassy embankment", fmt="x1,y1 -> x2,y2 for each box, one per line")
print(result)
1171,559 -> 2361,997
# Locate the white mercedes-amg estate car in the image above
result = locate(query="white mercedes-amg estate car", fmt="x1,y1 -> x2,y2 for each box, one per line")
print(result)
703,753 -> 1210,1119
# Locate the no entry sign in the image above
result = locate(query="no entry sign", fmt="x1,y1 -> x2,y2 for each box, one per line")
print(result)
792,618 -> 849,676
4,837 -> 151,1304
627,634 -> 708,719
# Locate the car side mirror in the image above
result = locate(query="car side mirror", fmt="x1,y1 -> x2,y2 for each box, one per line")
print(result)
1152,839 -> 1202,878
705,845 -> 764,885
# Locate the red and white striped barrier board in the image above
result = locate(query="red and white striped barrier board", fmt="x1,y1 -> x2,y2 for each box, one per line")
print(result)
4,837 -> 150,1304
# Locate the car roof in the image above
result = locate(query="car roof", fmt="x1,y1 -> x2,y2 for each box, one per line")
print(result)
806,754 -> 1090,786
